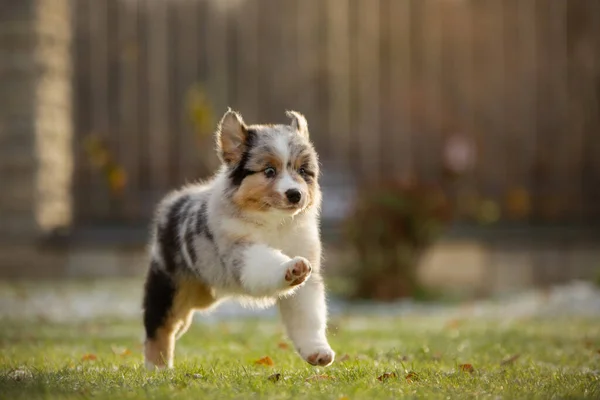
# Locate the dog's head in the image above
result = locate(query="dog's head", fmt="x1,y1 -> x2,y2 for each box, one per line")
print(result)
216,109 -> 320,217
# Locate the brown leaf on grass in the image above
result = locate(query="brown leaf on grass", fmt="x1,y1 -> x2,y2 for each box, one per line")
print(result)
277,342 -> 289,350
432,352 -> 443,361
339,354 -> 351,362
500,354 -> 520,366
305,374 -> 335,382
254,356 -> 274,366
583,339 -> 593,349
268,373 -> 281,382
405,371 -> 419,382
81,353 -> 97,361
377,372 -> 397,381
459,364 -> 474,373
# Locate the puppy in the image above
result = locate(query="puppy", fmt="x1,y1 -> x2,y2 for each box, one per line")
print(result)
142,109 -> 335,370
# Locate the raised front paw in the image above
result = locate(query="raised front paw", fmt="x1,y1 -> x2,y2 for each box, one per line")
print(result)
284,256 -> 312,287
305,347 -> 335,367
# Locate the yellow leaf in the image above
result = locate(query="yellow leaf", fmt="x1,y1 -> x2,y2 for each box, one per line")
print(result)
277,342 -> 289,350
254,356 -> 274,366
107,167 -> 127,193
81,353 -> 97,361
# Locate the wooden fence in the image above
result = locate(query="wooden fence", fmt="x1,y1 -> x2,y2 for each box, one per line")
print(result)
72,0 -> 600,227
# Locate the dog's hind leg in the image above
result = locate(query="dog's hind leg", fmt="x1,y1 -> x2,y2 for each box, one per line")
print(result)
143,265 -> 215,370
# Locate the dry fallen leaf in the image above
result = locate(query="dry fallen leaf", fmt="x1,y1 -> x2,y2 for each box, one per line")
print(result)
305,374 -> 334,382
81,353 -> 97,361
377,372 -> 397,381
459,364 -> 474,373
277,342 -> 289,350
339,354 -> 351,362
405,371 -> 419,382
268,373 -> 281,382
254,356 -> 274,366
432,352 -> 443,361
500,354 -> 520,366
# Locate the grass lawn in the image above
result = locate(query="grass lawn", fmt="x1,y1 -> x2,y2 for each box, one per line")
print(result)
1,313 -> 599,399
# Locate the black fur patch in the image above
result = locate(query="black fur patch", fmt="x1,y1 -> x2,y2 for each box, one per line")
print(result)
157,195 -> 189,273
142,262 -> 176,340
228,129 -> 257,186
195,202 -> 214,242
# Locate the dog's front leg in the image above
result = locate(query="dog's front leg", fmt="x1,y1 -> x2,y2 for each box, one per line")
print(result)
238,244 -> 312,297
278,274 -> 335,366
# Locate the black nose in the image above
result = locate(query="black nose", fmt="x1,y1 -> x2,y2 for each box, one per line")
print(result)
285,189 -> 302,204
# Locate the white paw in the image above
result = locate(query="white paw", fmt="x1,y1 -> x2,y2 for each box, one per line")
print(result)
284,257 -> 312,287
303,346 -> 335,367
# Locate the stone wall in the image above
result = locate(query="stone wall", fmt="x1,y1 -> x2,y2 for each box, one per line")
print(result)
0,1 -> 72,276
0,0 -> 72,241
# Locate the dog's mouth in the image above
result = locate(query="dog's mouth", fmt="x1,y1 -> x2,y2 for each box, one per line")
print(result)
262,201 -> 304,213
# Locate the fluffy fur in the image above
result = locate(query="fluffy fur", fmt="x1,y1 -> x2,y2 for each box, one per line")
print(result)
142,109 -> 334,370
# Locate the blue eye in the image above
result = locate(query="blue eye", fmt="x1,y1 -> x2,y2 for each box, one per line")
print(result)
264,167 -> 276,178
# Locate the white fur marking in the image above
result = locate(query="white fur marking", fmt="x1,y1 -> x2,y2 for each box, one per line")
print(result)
276,170 -> 301,194
273,134 -> 290,166
240,244 -> 290,296
179,213 -> 194,269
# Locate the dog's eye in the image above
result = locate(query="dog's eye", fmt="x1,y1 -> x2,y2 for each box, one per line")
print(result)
299,167 -> 306,175
264,167 -> 276,178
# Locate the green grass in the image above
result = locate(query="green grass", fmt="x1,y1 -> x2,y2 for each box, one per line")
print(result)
1,315 -> 599,399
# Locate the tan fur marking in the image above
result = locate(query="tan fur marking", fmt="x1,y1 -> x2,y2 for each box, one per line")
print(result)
232,173 -> 281,211
144,279 -> 216,368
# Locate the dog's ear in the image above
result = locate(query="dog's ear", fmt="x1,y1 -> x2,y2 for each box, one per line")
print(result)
286,110 -> 309,138
216,108 -> 248,165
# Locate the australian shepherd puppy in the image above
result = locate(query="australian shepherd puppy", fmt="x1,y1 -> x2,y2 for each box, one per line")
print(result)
142,109 -> 335,370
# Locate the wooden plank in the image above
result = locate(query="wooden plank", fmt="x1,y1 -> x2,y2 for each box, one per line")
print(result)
451,0 -> 477,221
234,0 -> 259,122
419,0 -> 442,182
146,0 -> 171,195
583,0 -> 600,222
514,0 -> 538,222
88,0 -> 111,221
175,0 -> 203,182
533,0 -> 557,222
135,0 -> 152,216
116,0 -> 141,222
295,0 -> 321,147
73,0 -> 92,224
480,0 -> 507,202
547,0 -> 570,221
204,1 -> 229,119
356,0 -> 380,181
326,0 -> 351,169
388,0 -> 412,181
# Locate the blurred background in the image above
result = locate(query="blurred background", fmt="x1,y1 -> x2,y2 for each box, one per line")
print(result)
1,0 -> 599,302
